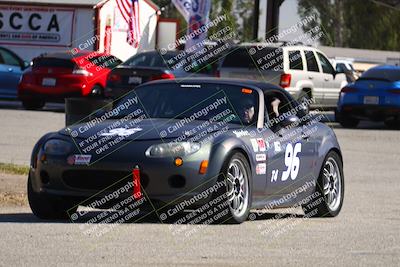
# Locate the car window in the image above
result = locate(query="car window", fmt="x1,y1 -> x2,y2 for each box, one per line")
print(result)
0,48 -> 20,67
32,58 -> 76,69
113,84 -> 259,126
360,68 -> 400,82
289,50 -> 303,70
264,91 -> 295,126
222,47 -> 283,70
336,63 -> 347,73
304,50 -> 319,72
317,52 -> 335,74
222,48 -> 254,68
125,52 -> 176,68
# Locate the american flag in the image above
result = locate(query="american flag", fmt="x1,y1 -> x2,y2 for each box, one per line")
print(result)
116,0 -> 141,48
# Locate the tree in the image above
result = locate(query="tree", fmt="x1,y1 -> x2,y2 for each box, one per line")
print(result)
298,0 -> 400,50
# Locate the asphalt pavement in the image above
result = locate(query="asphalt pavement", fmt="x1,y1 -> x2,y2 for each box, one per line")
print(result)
0,101 -> 399,266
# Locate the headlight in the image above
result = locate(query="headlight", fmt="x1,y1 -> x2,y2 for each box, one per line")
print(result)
145,142 -> 201,158
43,139 -> 72,155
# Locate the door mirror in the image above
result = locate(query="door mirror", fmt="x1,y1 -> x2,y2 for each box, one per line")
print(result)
21,61 -> 30,70
280,114 -> 301,128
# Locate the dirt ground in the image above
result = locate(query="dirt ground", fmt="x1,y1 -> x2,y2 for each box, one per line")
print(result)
0,172 -> 27,207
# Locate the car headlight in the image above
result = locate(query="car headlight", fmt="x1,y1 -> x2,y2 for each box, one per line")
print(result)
43,139 -> 72,155
145,142 -> 201,158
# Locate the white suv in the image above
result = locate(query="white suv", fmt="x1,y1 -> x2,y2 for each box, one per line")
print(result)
218,44 -> 348,109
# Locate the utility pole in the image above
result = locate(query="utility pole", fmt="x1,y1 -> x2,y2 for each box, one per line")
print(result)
253,0 -> 260,41
265,0 -> 285,40
254,0 -> 285,41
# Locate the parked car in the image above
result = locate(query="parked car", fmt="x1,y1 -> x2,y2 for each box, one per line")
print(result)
218,43 -> 348,110
0,46 -> 29,99
336,65 -> 400,128
105,50 -> 215,98
18,51 -> 121,110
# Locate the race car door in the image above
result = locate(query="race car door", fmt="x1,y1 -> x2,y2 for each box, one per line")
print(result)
262,92 -> 317,196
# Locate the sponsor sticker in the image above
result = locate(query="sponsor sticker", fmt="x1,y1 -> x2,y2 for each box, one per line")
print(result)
257,138 -> 266,152
233,130 -> 250,138
274,141 -> 282,152
256,154 -> 267,162
100,127 -> 143,137
250,139 -> 259,152
68,155 -> 92,165
256,163 -> 267,175
251,138 -> 267,153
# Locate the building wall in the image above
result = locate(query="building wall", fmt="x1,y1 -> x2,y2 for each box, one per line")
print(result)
0,3 -> 94,61
97,0 -> 158,61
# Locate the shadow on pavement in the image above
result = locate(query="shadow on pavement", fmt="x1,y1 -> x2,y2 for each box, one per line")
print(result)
0,100 -> 65,113
0,210 -> 305,224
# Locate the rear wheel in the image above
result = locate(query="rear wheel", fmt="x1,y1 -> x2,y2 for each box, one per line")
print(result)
298,91 -> 312,113
384,119 -> 400,129
337,112 -> 359,128
28,174 -> 77,220
22,100 -> 45,110
303,151 -> 344,217
90,85 -> 104,98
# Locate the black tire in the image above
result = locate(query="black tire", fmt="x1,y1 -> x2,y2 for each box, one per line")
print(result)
298,91 -> 311,113
28,174 -> 77,220
384,119 -> 400,129
337,112 -> 359,128
213,152 -> 252,224
22,100 -> 45,110
90,85 -> 104,98
303,151 -> 344,217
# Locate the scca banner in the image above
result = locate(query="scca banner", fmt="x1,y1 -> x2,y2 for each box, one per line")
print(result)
172,0 -> 211,51
0,5 -> 74,47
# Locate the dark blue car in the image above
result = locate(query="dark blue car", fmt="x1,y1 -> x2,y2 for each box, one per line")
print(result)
336,65 -> 400,128
0,47 -> 29,99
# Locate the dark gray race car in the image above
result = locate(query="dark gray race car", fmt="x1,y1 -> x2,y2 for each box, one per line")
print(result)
28,78 -> 344,224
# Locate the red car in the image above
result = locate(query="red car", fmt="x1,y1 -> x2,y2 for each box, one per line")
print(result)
18,51 -> 121,110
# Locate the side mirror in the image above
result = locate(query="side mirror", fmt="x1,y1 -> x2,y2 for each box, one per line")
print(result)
280,114 -> 301,128
21,61 -> 30,70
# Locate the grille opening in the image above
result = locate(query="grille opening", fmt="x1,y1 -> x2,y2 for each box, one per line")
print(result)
40,171 -> 50,185
62,170 -> 150,191
168,175 -> 186,188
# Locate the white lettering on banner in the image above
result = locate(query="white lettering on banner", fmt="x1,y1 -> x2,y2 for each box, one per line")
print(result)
0,5 -> 74,46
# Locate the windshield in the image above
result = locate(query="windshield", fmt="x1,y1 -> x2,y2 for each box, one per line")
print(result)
360,68 -> 400,82
110,83 -> 259,126
124,52 -> 177,68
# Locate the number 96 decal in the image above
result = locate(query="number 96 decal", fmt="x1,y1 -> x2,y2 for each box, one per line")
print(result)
271,143 -> 302,182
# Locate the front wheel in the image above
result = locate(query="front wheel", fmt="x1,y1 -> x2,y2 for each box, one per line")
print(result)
28,175 -> 77,220
22,100 -> 45,110
216,152 -> 252,224
303,151 -> 344,217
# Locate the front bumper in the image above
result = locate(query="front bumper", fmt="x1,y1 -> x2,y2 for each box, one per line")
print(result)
30,140 -> 219,208
338,104 -> 400,121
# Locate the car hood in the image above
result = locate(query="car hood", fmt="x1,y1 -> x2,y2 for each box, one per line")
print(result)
59,118 -> 241,141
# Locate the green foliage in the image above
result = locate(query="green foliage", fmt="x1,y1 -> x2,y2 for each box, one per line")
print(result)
152,0 -> 255,42
0,163 -> 29,176
298,0 -> 400,50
